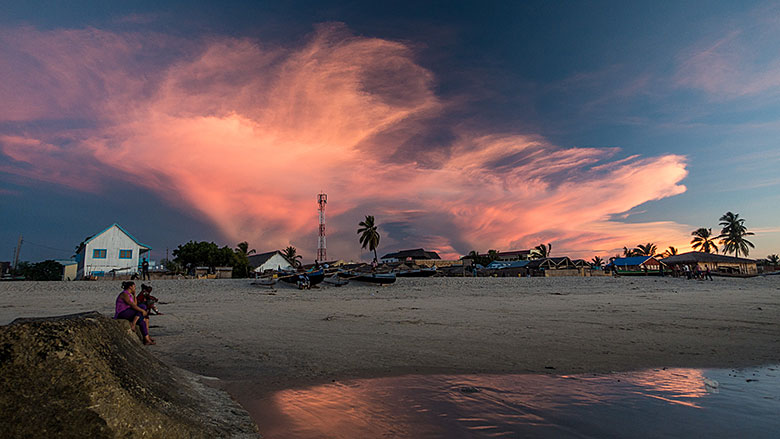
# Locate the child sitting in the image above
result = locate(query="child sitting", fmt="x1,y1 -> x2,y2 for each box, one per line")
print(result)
138,284 -> 162,315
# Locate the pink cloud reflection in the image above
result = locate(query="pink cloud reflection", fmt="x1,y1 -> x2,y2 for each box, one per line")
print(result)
0,24 -> 691,259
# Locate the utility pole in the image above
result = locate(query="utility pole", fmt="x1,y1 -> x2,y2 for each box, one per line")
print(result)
12,234 -> 23,272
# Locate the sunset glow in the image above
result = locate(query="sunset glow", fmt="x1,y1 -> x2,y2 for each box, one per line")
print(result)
2,3 -> 779,261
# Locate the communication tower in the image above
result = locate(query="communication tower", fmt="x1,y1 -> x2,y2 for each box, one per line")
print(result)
317,193 -> 327,262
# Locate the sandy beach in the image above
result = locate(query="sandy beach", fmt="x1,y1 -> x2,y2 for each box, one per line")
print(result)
1,276 -> 779,394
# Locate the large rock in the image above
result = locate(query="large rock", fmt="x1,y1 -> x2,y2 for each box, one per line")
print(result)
0,312 -> 259,438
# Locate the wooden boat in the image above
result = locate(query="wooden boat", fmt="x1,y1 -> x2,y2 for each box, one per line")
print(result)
250,277 -> 277,287
323,274 -> 349,286
279,269 -> 325,286
396,268 -> 437,277
344,271 -> 396,284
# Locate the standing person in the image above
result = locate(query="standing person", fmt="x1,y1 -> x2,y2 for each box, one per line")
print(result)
142,259 -> 150,281
684,264 -> 692,280
705,267 -> 713,281
114,281 -> 155,345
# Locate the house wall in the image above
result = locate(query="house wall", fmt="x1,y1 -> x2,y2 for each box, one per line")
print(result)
62,263 -> 78,281
695,261 -> 758,275
544,268 -> 582,277
79,226 -> 147,278
256,254 -> 293,272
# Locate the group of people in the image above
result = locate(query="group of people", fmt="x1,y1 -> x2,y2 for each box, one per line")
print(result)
114,281 -> 162,345
669,264 -> 714,280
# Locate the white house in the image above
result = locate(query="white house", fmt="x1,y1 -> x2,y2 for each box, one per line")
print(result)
75,224 -> 151,279
249,250 -> 294,273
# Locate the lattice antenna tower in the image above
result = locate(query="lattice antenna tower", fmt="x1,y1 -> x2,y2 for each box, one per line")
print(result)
317,193 -> 327,262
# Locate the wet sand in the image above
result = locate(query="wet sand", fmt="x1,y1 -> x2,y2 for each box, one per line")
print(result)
1,276 -> 779,393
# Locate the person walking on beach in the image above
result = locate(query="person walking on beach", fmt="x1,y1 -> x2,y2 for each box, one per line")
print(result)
114,281 -> 155,345
705,267 -> 713,281
142,259 -> 150,281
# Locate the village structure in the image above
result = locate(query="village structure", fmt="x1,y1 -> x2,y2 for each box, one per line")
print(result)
74,224 -> 151,280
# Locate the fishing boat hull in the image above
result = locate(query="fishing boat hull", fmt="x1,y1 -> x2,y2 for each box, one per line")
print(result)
396,268 -> 437,277
347,272 -> 396,284
279,269 -> 325,286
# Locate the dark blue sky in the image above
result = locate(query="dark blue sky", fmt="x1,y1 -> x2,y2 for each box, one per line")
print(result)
2,1 -> 778,262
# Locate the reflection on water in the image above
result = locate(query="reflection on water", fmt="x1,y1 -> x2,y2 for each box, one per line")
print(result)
237,366 -> 779,438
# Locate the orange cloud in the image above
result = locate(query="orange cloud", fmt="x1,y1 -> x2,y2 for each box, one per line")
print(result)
0,24 -> 692,259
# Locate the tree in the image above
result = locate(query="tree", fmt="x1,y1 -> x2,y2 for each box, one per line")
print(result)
282,246 -> 302,268
16,260 -> 64,281
766,254 -> 779,265
718,211 -> 755,258
172,241 -> 239,273
234,241 -> 256,277
531,243 -> 551,259
357,215 -> 381,262
591,256 -> 604,268
662,246 -> 679,258
235,241 -> 255,257
622,246 -> 639,257
486,249 -> 499,263
691,228 -> 718,254
634,243 -> 657,257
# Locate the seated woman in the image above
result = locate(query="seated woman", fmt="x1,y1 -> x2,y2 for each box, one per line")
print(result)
114,281 -> 155,345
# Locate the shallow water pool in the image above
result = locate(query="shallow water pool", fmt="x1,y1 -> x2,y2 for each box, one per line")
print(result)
238,366 -> 779,438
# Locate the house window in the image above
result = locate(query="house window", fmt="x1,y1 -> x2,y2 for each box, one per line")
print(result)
93,249 -> 107,259
119,249 -> 132,259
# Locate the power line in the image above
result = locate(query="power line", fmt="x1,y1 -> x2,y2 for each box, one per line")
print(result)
21,240 -> 74,255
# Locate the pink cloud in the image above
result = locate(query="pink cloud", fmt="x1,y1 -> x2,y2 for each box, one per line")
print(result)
0,24 -> 692,260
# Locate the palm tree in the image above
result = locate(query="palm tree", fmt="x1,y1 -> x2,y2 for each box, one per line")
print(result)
663,246 -> 679,258
691,228 -> 718,254
591,256 -> 604,267
234,241 -> 256,277
486,249 -> 499,262
718,211 -> 755,258
235,241 -> 256,257
282,246 -> 302,268
531,243 -> 551,259
634,243 -> 657,257
357,215 -> 381,262
622,246 -> 638,257
766,254 -> 779,265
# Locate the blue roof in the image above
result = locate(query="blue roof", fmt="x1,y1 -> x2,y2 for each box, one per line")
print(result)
84,223 -> 151,250
486,260 -> 530,269
608,256 -> 651,266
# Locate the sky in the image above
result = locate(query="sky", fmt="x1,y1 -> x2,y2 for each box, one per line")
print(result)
2,1 -> 780,263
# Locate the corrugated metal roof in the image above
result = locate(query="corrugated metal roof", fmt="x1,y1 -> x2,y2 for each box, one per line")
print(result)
608,256 -> 652,266
661,252 -> 756,264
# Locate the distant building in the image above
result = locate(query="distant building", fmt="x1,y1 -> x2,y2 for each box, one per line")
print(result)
607,256 -> 665,275
249,251 -> 294,272
54,259 -> 78,281
661,252 -> 757,276
75,224 -> 151,279
492,250 -> 532,261
485,260 -> 530,270
380,248 -> 441,263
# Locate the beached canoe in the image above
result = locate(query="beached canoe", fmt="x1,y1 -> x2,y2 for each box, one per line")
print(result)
323,275 -> 349,286
396,268 -> 437,277
345,272 -> 396,284
250,277 -> 277,287
279,269 -> 325,286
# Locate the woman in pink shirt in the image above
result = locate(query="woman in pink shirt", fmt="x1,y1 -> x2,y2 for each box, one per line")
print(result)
114,281 -> 155,345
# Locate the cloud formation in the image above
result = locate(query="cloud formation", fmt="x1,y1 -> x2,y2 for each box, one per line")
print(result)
0,24 -> 690,259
